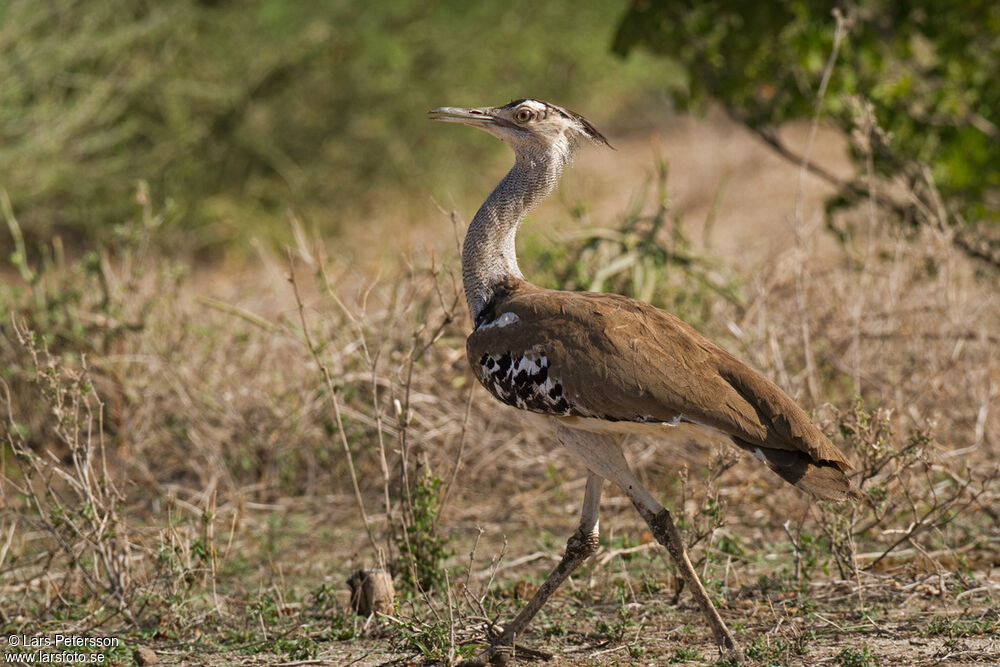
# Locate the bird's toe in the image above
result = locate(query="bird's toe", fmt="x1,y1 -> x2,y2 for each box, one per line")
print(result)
717,644 -> 745,664
456,644 -> 511,667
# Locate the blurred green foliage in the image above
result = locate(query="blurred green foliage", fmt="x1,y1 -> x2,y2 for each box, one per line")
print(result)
613,1 -> 1000,226
0,0 -> 680,253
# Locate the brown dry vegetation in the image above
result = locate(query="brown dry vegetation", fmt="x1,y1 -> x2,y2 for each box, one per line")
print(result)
2,114 -> 999,666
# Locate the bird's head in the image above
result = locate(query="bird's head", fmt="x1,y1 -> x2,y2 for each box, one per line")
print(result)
429,99 -> 611,163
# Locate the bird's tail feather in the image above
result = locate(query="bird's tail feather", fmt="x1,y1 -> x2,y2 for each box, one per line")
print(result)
736,441 -> 861,502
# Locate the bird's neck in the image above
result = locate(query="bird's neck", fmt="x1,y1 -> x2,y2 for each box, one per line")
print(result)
462,149 -> 564,322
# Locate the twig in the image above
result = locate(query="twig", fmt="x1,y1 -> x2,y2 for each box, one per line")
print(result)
445,569 -> 456,664
435,383 -> 475,531
792,7 -> 850,403
316,248 -> 394,567
743,106 -> 1000,271
812,612 -> 847,632
0,188 -> 36,282
286,250 -> 379,558
195,295 -> 279,333
0,519 -> 16,572
781,520 -> 803,581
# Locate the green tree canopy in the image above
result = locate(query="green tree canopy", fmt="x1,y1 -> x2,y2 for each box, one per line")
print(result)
614,1 -> 1000,242
0,0 -> 678,253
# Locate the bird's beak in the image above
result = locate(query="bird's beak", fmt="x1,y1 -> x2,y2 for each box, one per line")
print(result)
428,106 -> 497,127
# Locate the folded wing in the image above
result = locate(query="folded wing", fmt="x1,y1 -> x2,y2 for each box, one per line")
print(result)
467,286 -> 857,500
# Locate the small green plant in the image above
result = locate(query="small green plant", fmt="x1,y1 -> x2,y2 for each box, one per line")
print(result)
639,573 -> 665,595
755,572 -> 795,596
395,616 -> 475,662
539,621 -> 567,638
309,583 -> 359,642
310,582 -> 337,613
797,530 -> 829,579
626,642 -> 646,659
836,645 -> 881,667
252,594 -> 282,626
327,610 -> 359,642
274,634 -> 318,661
396,471 -> 454,592
605,533 -> 641,561
614,1 -> 1000,257
594,599 -> 635,644
922,611 -> 1000,638
745,633 -> 792,664
670,646 -> 701,662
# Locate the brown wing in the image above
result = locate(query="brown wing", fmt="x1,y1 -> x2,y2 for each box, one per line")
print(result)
467,286 -> 852,472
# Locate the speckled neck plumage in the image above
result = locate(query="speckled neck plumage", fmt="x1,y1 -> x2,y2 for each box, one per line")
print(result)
462,146 -> 565,323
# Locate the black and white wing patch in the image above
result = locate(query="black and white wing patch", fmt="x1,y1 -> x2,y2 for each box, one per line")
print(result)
468,308 -> 595,417
475,345 -> 575,415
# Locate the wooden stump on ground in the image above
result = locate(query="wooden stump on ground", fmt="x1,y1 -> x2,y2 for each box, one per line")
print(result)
347,568 -> 394,616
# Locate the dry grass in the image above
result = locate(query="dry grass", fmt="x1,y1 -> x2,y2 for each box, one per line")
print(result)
1,116 -> 999,666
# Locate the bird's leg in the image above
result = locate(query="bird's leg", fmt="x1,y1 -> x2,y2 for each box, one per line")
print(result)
554,424 -> 743,663
630,497 -> 743,663
462,473 -> 604,666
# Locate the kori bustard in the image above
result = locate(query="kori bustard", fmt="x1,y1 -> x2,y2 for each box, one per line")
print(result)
430,99 -> 858,664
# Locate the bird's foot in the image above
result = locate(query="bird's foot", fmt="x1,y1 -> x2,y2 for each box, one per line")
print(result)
456,644 -> 509,667
715,643 -> 744,664
457,637 -> 552,666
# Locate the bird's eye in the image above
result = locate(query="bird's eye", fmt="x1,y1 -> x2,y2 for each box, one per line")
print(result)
515,108 -> 534,123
